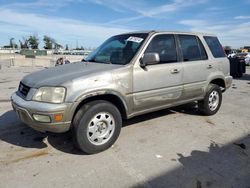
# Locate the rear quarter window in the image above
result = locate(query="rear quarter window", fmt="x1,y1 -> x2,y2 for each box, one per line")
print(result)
204,36 -> 226,58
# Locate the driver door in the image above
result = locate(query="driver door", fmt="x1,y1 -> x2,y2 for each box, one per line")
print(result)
133,34 -> 183,111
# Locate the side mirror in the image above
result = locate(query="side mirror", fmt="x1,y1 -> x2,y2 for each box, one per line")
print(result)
140,53 -> 160,68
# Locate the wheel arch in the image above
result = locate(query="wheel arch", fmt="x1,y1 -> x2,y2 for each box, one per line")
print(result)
72,92 -> 129,122
209,78 -> 226,92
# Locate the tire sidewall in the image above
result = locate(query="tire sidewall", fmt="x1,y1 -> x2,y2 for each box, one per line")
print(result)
203,84 -> 222,115
73,101 -> 122,154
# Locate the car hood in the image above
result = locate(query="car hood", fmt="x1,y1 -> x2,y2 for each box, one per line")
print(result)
21,62 -> 122,88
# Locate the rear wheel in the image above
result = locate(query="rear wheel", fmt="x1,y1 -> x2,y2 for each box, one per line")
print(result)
72,100 -> 122,154
198,84 -> 222,116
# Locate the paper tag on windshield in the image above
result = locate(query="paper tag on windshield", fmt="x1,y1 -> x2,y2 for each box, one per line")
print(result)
127,36 -> 144,43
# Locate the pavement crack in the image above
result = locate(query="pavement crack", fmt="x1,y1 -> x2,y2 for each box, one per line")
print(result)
109,151 -> 152,188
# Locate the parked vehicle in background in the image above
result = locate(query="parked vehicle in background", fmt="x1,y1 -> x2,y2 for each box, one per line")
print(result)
11,31 -> 232,154
227,52 -> 236,58
242,46 -> 250,53
53,50 -> 92,56
245,57 -> 250,66
235,52 -> 250,66
55,57 -> 70,66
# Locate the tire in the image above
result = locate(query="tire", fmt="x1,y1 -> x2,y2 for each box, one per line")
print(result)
198,84 -> 222,116
72,100 -> 122,154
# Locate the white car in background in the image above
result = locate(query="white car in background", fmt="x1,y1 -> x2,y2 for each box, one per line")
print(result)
228,52 -> 236,58
235,52 -> 250,66
245,53 -> 250,66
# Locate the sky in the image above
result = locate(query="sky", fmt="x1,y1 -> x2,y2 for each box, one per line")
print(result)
0,0 -> 250,49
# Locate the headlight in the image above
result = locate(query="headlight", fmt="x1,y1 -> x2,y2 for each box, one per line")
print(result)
32,87 -> 66,103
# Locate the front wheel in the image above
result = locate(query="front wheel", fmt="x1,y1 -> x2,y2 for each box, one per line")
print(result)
72,100 -> 122,154
198,84 -> 222,116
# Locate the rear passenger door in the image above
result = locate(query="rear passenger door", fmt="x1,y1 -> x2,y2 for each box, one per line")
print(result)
177,34 -> 210,100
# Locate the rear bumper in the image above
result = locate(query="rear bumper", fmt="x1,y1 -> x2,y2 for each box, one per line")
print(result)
11,92 -> 73,133
225,75 -> 233,90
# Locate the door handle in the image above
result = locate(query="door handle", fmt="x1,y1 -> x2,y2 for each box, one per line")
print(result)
207,65 -> 213,69
171,69 -> 180,74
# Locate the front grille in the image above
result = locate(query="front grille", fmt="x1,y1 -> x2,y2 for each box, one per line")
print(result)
18,82 -> 30,97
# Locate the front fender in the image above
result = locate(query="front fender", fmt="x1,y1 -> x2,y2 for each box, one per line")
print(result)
71,89 -> 130,118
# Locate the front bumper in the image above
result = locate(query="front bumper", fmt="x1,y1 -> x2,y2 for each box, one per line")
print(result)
225,75 -> 233,90
11,92 -> 73,133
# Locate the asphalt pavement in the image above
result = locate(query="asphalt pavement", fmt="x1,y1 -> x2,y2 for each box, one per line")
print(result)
0,64 -> 250,188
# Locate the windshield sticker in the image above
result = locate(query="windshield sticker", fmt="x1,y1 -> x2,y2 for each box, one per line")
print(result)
126,36 -> 144,43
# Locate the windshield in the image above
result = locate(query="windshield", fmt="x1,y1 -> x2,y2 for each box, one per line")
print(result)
86,33 -> 148,65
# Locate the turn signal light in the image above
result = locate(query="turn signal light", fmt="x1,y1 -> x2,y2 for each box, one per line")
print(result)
54,114 -> 63,122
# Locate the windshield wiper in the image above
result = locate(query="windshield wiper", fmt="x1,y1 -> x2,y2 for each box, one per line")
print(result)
87,59 -> 112,64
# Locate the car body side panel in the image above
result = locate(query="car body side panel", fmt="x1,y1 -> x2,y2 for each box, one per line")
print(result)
181,60 -> 209,99
133,62 -> 183,111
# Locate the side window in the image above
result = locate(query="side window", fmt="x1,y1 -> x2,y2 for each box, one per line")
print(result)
178,35 -> 207,61
145,34 -> 177,64
204,36 -> 226,58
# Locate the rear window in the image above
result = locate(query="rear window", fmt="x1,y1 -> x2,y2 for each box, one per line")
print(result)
204,36 -> 226,58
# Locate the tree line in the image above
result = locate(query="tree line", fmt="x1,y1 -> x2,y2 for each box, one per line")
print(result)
3,35 -> 63,50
